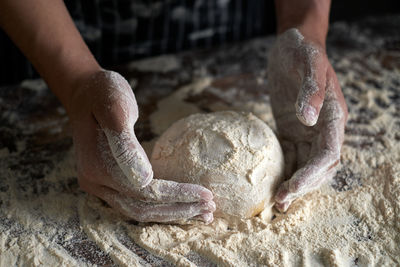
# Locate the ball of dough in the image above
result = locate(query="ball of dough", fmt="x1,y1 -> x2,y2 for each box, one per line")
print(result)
150,111 -> 284,219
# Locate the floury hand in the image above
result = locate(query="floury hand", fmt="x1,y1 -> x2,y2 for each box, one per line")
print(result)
69,70 -> 215,223
268,29 -> 348,212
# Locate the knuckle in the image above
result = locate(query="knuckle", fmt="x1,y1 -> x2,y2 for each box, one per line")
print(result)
291,178 -> 305,192
124,202 -> 149,222
137,187 -> 155,202
95,98 -> 138,126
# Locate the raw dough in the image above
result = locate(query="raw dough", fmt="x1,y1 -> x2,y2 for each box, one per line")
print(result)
150,111 -> 285,219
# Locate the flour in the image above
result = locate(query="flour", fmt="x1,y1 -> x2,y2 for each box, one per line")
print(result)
0,20 -> 399,266
149,78 -> 211,135
0,148 -> 90,266
79,46 -> 399,265
128,55 -> 181,73
123,59 -> 398,265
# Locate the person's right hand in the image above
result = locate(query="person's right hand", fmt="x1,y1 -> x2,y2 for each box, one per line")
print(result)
68,70 -> 215,223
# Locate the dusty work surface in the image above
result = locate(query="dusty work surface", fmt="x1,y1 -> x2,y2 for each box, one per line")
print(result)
0,16 -> 399,266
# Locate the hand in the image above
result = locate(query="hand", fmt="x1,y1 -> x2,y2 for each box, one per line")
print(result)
267,28 -> 348,212
68,70 -> 215,223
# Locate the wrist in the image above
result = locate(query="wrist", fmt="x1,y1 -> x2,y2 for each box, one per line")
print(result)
295,24 -> 327,50
54,63 -> 103,115
275,0 -> 330,48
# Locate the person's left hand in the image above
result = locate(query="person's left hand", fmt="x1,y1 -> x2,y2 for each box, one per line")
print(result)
267,28 -> 348,212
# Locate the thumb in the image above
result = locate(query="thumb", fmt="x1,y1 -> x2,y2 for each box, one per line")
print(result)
93,71 -> 153,188
103,128 -> 153,189
295,46 -> 327,126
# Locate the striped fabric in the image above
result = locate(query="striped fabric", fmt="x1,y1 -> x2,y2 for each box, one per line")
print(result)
0,0 -> 275,85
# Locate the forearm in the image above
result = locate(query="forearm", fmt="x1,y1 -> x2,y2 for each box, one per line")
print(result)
0,0 -> 101,112
275,0 -> 331,47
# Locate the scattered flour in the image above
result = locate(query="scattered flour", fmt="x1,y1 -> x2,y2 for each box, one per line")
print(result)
0,32 -> 399,266
128,55 -> 181,73
149,78 -> 211,135
125,64 -> 399,265
81,52 -> 399,265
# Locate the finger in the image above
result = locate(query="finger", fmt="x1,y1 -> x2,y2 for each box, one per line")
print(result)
322,67 -> 349,127
275,165 -> 338,213
136,179 -> 214,203
295,44 -> 327,126
96,130 -> 153,196
192,213 -> 214,224
103,129 -> 153,188
319,69 -> 347,150
275,77 -> 346,212
281,141 -> 297,178
83,182 -> 216,223
73,109 -> 116,187
96,130 -> 209,207
296,141 -> 311,168
274,150 -> 340,212
118,200 -> 216,223
275,127 -> 342,211
91,71 -> 153,188
100,158 -> 214,202
109,190 -> 215,223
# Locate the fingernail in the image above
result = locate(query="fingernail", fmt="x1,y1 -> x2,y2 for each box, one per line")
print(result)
200,201 -> 216,212
206,201 -> 216,212
199,189 -> 214,201
275,184 -> 290,203
192,213 -> 214,224
302,105 -> 318,126
275,201 -> 290,213
140,170 -> 153,188
201,213 -> 214,224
